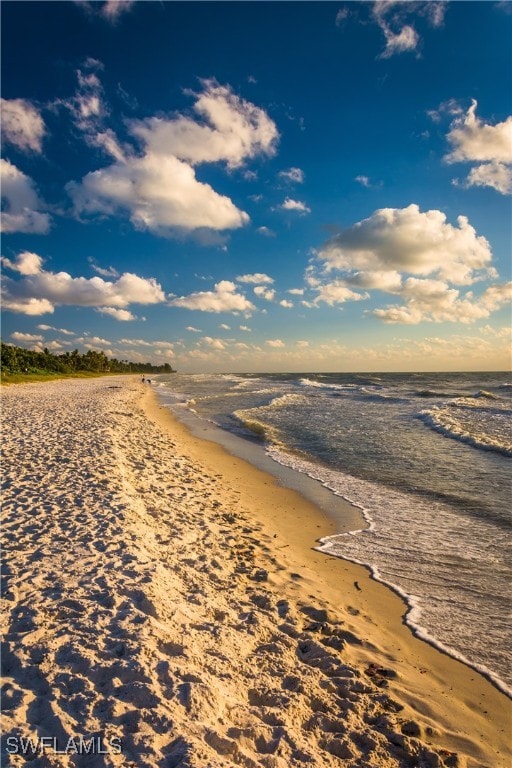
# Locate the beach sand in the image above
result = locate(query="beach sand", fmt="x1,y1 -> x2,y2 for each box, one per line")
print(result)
1,376 -> 510,768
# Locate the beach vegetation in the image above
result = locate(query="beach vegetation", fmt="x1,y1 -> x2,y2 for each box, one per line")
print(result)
1,342 -> 175,383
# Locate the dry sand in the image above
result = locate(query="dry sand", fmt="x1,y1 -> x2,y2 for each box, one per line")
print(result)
1,376 -> 510,768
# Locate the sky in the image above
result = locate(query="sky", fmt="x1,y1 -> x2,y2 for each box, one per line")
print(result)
1,0 -> 511,373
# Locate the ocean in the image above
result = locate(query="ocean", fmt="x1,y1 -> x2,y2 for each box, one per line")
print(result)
154,371 -> 511,696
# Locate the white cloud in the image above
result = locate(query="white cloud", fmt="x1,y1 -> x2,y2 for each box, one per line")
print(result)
355,175 -> 371,187
256,226 -> 276,237
88,259 -> 120,278
280,198 -> 311,214
442,100 -> 512,195
219,323 -> 231,330
68,153 -> 249,234
381,24 -> 418,58
266,339 -> 285,348
314,205 -> 508,323
75,1 -> 135,23
254,286 -> 275,302
130,79 -> 278,169
318,205 -> 493,285
186,326 -> 202,332
373,279 -> 512,324
465,162 -> 512,195
279,299 -> 293,308
45,340 -> 68,351
2,251 -> 44,275
102,0 -> 135,21
335,8 -> 350,26
239,325 -> 251,331
118,338 -> 174,350
36,324 -> 75,335
11,332 -> 44,343
201,336 -> 226,350
287,288 -> 304,296
311,280 -> 368,307
372,1 -> 446,59
445,100 -> 512,165
170,280 -> 255,314
236,273 -> 274,284
54,61 -> 126,163
67,80 -> 277,236
2,251 -> 165,316
75,335 -> 111,346
2,298 -> 55,316
0,159 -> 50,234
96,306 -> 137,321
1,98 -> 46,153
278,167 -> 304,183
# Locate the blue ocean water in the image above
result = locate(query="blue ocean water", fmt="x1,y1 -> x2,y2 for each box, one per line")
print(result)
154,371 -> 511,695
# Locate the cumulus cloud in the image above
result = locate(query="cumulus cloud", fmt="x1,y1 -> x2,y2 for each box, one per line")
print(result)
266,339 -> 285,348
278,167 -> 304,183
2,251 -> 44,275
318,205 -> 493,285
170,280 -> 255,314
2,251 -> 165,316
201,336 -> 226,350
280,198 -> 311,213
68,154 -> 249,234
68,79 -> 277,236
2,298 -> 55,315
445,100 -> 512,165
0,160 -> 51,234
279,299 -> 293,308
1,98 -> 46,153
310,280 -> 368,307
130,80 -> 278,168
186,326 -> 202,332
464,162 -> 512,195
442,100 -> 512,194
254,286 -> 275,301
236,273 -> 274,284
96,306 -> 137,321
313,205 -> 509,323
373,279 -> 512,324
11,332 -> 44,342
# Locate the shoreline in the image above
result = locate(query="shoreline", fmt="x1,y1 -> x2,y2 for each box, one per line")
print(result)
2,376 -> 510,768
156,383 -> 511,699
144,385 -> 511,765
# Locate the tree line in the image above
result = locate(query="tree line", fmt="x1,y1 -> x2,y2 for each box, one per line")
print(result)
1,342 -> 175,375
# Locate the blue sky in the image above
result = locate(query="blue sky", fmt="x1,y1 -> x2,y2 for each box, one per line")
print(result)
1,1 -> 511,372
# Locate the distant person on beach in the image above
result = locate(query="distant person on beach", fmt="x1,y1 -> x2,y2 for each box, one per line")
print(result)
141,376 -> 145,383
146,379 -> 151,384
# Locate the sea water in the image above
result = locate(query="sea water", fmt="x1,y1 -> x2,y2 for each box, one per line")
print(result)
154,372 -> 511,695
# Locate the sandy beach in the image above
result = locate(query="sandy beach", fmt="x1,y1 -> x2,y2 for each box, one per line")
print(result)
1,376 -> 510,768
